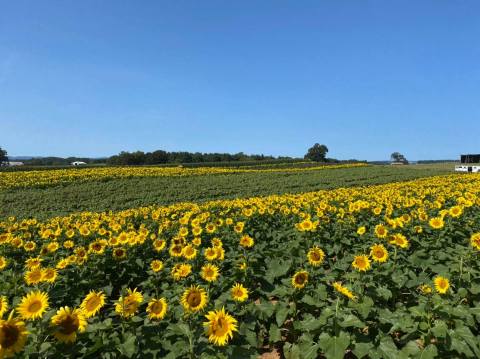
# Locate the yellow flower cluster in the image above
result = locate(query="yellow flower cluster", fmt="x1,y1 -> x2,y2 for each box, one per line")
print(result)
0,163 -> 367,189
0,173 -> 479,356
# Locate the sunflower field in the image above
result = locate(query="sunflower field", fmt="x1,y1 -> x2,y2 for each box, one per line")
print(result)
1,174 -> 480,358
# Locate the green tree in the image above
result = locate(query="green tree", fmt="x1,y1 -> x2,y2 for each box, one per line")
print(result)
0,147 -> 8,166
304,143 -> 329,162
390,152 -> 408,164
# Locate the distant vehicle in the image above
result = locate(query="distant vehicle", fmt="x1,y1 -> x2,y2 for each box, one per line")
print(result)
71,161 -> 87,166
455,154 -> 480,173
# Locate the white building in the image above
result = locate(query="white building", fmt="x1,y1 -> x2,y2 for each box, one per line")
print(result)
7,161 -> 24,166
71,161 -> 87,166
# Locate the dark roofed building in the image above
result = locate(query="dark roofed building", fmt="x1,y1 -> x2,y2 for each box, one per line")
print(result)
461,154 -> 480,164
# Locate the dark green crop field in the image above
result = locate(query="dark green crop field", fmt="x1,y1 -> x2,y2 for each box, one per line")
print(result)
0,164 -> 453,220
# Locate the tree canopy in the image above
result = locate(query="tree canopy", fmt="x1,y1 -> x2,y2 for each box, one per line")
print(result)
0,147 -> 8,166
304,143 -> 329,162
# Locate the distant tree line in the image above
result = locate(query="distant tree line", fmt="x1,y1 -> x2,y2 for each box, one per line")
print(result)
106,151 -> 291,165
22,157 -> 106,166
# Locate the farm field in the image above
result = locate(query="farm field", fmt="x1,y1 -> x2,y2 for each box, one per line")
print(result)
0,163 -> 452,220
1,168 -> 479,358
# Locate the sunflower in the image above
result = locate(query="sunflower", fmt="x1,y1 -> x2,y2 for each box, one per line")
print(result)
448,205 -> 463,218
16,291 -> 49,321
433,276 -> 450,294
50,307 -> 87,343
171,263 -> 192,281
307,246 -> 325,266
24,257 -> 42,270
204,247 -> 217,261
374,224 -> 388,238
150,260 -> 164,273
24,268 -> 43,285
153,239 -> 166,252
370,244 -> 388,263
239,235 -> 254,248
181,285 -> 208,313
23,241 -> 36,252
169,244 -> 184,257
0,312 -> 29,357
115,288 -> 143,318
200,264 -> 220,282
41,268 -> 58,283
332,282 -> 356,300
192,237 -> 202,246
470,232 -> 480,250
146,298 -> 168,320
231,283 -> 248,302
0,256 -> 7,271
291,270 -> 309,289
429,217 -> 444,230
0,297 -> 8,318
352,255 -> 371,272
419,284 -> 432,294
112,247 -> 127,260
80,291 -> 106,318
203,307 -> 238,346
356,226 -> 366,235
182,245 -> 197,260
389,233 -> 409,249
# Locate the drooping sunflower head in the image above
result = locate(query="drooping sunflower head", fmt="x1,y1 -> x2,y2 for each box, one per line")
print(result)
115,288 -> 143,318
16,291 -> 49,321
50,307 -> 87,343
231,283 -> 248,302
200,264 -> 220,283
203,307 -> 238,346
292,270 -> 309,289
0,311 -> 29,357
0,297 -> 8,318
146,298 -> 168,320
307,246 -> 325,266
41,268 -> 58,283
80,291 -> 106,318
470,232 -> 480,250
356,226 -> 366,235
332,282 -> 356,300
370,244 -> 388,263
181,285 -> 208,313
352,255 -> 371,272
433,276 -> 450,294
0,256 -> 7,270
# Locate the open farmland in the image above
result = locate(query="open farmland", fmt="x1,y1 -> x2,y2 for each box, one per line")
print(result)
1,168 -> 480,358
0,163 -> 451,220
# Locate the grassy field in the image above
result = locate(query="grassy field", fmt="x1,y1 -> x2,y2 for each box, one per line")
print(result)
0,163 -> 453,219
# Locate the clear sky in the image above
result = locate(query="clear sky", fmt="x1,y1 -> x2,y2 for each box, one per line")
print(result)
1,1 -> 479,160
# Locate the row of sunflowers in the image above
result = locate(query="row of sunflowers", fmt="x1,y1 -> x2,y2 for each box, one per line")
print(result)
1,174 -> 480,358
0,163 -> 367,190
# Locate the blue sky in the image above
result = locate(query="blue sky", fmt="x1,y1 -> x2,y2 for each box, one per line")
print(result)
1,1 -> 479,160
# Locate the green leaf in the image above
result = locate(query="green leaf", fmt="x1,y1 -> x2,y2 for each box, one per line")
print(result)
269,324 -> 282,342
430,320 -> 447,338
318,331 -> 350,359
39,342 -> 52,353
450,325 -> 480,357
418,344 -> 438,359
377,336 -> 398,359
353,342 -> 373,358
266,259 -> 291,281
275,303 -> 290,326
284,342 -> 301,359
339,314 -> 365,328
376,286 -> 392,300
118,334 -> 136,358
296,316 -> 325,331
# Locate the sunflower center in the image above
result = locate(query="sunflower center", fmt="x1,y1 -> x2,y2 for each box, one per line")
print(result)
187,292 -> 201,307
213,317 -> 229,336
86,296 -> 100,311
311,251 -> 321,261
295,274 -> 307,284
28,300 -> 42,313
374,249 -> 384,258
151,302 -> 163,314
59,315 -> 79,335
1,324 -> 20,348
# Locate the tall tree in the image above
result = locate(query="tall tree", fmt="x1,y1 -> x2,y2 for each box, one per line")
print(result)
304,143 -> 329,162
0,147 -> 8,166
390,152 -> 408,164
